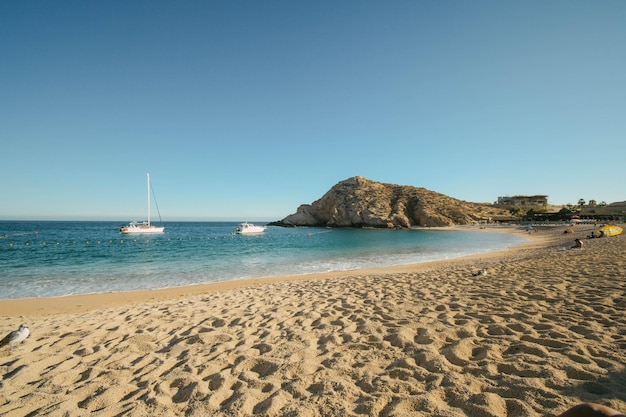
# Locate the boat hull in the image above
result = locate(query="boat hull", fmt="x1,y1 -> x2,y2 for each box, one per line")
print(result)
120,225 -> 164,234
237,229 -> 265,235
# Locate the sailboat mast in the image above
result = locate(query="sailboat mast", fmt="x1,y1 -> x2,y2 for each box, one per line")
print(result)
147,173 -> 151,226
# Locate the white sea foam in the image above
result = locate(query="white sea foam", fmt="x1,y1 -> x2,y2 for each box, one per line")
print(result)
0,221 -> 526,299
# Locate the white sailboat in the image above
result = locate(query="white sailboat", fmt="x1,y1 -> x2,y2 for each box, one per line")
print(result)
120,173 -> 165,234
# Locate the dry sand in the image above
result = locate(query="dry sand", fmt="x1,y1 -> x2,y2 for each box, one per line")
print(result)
0,224 -> 624,416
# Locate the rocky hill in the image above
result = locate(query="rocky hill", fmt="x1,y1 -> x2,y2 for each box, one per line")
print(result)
270,176 -> 511,228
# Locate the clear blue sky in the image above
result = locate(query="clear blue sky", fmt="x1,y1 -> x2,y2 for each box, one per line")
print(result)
1,1 -> 624,221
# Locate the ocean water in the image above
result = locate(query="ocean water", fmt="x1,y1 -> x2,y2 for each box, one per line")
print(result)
0,221 -> 526,300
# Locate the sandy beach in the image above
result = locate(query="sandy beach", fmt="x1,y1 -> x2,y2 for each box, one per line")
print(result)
1,224 -> 624,416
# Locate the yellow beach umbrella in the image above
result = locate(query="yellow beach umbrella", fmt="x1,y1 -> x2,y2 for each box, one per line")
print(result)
597,225 -> 623,237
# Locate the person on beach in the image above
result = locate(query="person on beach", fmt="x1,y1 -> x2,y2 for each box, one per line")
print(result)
571,238 -> 583,249
558,403 -> 625,417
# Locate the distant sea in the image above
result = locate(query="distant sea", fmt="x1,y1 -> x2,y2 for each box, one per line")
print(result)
0,221 -> 526,300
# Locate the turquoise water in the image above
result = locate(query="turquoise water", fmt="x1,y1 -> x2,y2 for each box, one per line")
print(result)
0,221 -> 526,299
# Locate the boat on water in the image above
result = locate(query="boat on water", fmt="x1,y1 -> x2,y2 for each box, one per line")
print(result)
235,222 -> 266,235
120,220 -> 164,234
120,173 -> 164,234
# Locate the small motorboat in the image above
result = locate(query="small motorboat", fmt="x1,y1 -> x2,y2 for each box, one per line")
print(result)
235,222 -> 266,235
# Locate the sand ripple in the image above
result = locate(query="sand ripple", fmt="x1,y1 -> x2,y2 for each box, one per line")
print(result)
1,226 -> 625,416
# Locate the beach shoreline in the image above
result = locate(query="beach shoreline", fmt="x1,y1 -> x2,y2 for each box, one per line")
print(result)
0,224 -> 536,317
0,222 -> 526,304
1,222 -> 624,416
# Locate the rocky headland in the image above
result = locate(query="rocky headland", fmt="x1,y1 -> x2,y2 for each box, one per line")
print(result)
270,176 -> 510,228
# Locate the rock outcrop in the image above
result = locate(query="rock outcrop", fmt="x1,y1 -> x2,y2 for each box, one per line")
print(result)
270,176 -> 510,228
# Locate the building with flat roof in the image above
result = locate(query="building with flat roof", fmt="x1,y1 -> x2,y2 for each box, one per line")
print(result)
496,195 -> 548,207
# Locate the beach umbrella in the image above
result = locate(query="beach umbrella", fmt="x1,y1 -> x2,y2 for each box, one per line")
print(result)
596,225 -> 623,237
